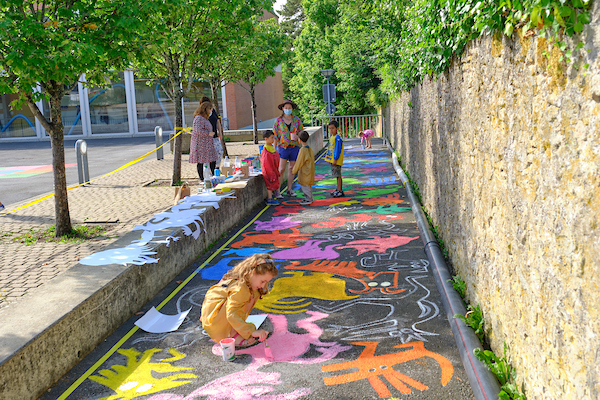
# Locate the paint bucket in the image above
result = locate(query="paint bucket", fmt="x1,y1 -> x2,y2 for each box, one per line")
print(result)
220,338 -> 235,361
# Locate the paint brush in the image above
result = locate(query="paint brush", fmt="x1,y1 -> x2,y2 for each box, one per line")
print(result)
264,339 -> 273,359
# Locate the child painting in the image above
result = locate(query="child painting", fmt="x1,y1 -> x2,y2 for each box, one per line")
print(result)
359,129 -> 374,149
201,254 -> 278,347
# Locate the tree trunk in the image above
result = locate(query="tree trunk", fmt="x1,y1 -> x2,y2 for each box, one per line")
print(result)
171,92 -> 183,186
250,84 -> 258,144
48,87 -> 73,237
210,79 -> 228,157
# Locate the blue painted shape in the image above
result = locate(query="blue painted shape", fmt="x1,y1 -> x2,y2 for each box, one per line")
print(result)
223,247 -> 272,257
200,257 -> 244,280
1,114 -> 35,133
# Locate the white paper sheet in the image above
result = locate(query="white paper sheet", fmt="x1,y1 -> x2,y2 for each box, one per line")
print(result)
245,314 -> 267,329
135,306 -> 192,333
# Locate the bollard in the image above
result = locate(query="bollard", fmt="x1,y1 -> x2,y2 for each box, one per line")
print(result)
75,139 -> 90,185
155,126 -> 163,160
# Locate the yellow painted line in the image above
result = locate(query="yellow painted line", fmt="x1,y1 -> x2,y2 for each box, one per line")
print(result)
57,203 -> 270,400
0,129 -> 187,217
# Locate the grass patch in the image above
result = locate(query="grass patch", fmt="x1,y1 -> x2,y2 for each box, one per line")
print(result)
14,224 -> 107,245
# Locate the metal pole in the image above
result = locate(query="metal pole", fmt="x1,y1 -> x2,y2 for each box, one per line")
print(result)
326,77 -> 332,123
155,126 -> 164,160
75,139 -> 89,185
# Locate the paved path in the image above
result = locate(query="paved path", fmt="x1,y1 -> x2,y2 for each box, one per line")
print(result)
0,142 -> 260,307
42,139 -> 475,400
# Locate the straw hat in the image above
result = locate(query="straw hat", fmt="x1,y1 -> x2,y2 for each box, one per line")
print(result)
278,99 -> 297,110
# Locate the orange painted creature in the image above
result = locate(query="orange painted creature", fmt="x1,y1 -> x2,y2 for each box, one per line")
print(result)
322,341 -> 454,398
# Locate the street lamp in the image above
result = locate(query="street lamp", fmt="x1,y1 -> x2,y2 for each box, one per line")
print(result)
320,69 -> 335,79
320,69 -> 335,128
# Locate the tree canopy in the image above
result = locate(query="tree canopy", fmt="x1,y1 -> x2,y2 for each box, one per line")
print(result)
286,0 -> 593,122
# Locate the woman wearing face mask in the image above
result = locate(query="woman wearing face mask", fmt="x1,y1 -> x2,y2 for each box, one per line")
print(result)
272,99 -> 304,197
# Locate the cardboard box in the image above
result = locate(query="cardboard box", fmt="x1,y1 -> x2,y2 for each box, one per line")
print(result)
220,165 -> 235,177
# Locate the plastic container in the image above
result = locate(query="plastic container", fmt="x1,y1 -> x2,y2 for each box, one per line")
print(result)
203,165 -> 213,191
224,156 -> 230,167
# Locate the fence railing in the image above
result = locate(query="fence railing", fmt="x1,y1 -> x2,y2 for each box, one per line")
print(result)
314,114 -> 384,140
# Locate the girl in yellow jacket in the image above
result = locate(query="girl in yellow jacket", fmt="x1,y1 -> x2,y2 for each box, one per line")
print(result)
201,254 -> 278,347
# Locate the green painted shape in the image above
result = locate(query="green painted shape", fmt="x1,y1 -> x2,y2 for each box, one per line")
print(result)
318,177 -> 362,186
350,204 -> 411,215
353,186 -> 402,198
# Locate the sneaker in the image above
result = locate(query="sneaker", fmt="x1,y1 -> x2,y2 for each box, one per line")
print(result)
275,192 -> 284,199
287,191 -> 297,197
300,200 -> 312,206
330,190 -> 340,197
333,191 -> 345,198
266,199 -> 280,205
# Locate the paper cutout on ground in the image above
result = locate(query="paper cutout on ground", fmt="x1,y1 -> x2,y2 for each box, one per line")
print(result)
135,307 -> 192,333
245,314 -> 267,329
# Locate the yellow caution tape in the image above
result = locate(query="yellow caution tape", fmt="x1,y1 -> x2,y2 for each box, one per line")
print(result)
0,128 -> 190,217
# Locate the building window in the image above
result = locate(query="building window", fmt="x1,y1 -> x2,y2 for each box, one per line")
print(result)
0,94 -> 37,138
134,78 -> 175,133
88,73 -> 129,134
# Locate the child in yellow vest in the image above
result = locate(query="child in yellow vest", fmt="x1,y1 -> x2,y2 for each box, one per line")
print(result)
292,130 -> 315,205
324,120 -> 344,197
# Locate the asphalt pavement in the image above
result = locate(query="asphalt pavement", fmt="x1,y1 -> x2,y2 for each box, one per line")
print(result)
41,139 -> 475,400
0,136 -> 157,207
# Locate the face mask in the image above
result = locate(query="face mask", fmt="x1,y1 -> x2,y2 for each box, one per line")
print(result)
284,109 -> 293,115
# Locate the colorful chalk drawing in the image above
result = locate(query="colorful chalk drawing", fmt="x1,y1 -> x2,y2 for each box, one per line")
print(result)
311,213 -> 402,229
255,271 -> 359,314
349,204 -> 411,215
231,228 -> 312,249
270,239 -> 341,260
284,260 -> 406,295
89,348 -> 196,399
338,235 -> 420,255
253,216 -> 302,231
322,341 -> 453,398
66,141 -> 470,400
360,193 -> 404,206
216,312 -> 351,364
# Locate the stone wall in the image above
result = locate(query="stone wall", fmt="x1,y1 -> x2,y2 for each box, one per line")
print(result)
384,3 -> 600,399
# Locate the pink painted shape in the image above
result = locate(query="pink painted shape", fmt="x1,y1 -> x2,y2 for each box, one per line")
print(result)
338,235 -> 420,255
271,240 -> 340,260
254,216 -> 302,232
213,311 -> 351,365
148,311 -> 348,399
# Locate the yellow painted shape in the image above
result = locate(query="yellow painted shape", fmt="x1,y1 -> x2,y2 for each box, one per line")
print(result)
331,199 -> 361,207
89,348 -> 196,400
255,271 -> 359,314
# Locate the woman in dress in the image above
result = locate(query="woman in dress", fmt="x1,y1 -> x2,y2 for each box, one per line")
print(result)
189,101 -> 218,181
272,99 -> 303,197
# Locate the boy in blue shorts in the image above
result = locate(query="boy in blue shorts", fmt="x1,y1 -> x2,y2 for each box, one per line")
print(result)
324,120 -> 344,197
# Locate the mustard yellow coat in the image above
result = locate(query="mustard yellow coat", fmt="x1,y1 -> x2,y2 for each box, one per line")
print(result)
292,145 -> 315,186
200,279 -> 259,342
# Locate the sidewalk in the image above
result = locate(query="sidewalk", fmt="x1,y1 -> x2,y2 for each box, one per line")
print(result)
0,143 -> 261,308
